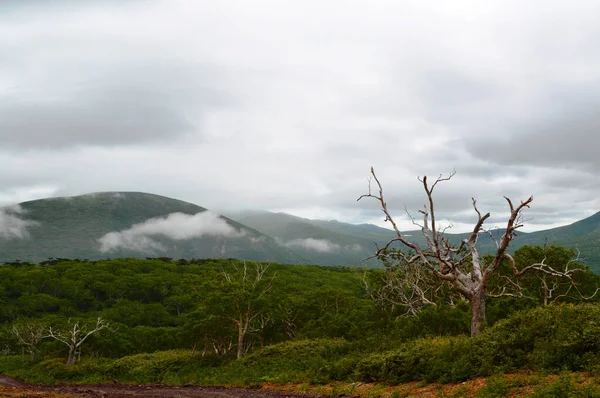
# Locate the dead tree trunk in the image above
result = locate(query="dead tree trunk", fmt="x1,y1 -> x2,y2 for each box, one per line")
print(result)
236,318 -> 246,360
469,288 -> 486,336
66,345 -> 77,366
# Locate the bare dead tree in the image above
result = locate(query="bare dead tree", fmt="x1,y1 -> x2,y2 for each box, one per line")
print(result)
12,320 -> 45,360
358,167 -> 587,336
208,334 -> 235,357
502,248 -> 600,304
219,262 -> 277,359
278,304 -> 300,339
359,260 -> 460,317
44,317 -> 110,365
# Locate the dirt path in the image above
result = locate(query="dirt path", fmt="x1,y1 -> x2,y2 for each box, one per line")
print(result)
0,375 -> 25,388
0,376 -> 332,398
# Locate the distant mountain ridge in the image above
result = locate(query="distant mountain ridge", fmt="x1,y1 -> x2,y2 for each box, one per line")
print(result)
0,192 -> 599,272
235,210 -> 600,272
0,192 -> 305,264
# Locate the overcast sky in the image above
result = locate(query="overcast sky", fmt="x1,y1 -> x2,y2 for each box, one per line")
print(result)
1,0 -> 599,232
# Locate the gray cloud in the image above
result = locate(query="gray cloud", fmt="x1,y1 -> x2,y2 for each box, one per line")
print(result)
0,0 -> 599,233
466,112 -> 600,172
0,57 -> 236,148
282,238 -> 363,253
98,211 -> 243,252
0,205 -> 40,239
283,238 -> 342,253
0,88 -> 193,149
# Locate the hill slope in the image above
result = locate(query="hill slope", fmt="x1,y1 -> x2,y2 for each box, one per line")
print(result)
237,210 -> 600,271
498,211 -> 600,270
0,192 -> 306,264
1,192 -> 598,270
235,211 -> 388,266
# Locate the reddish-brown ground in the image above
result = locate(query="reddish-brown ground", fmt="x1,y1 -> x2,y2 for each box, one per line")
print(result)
2,373 -> 599,398
0,376 -> 333,398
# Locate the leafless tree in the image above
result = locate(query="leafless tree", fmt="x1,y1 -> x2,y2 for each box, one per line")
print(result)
44,317 -> 110,365
358,167 -> 586,336
278,304 -> 300,339
359,260 -> 460,317
12,319 -> 45,360
219,262 -> 276,359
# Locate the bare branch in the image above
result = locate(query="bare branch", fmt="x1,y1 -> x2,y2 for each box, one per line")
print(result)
44,317 -> 110,365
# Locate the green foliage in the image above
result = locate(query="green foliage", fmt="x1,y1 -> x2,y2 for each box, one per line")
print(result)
234,339 -> 357,384
483,303 -> 600,372
0,258 -> 378,360
107,350 -> 223,384
476,374 -> 510,398
508,245 -> 600,306
355,304 -> 600,384
529,374 -> 600,398
0,256 -> 599,387
4,302 -> 600,388
356,335 -> 493,384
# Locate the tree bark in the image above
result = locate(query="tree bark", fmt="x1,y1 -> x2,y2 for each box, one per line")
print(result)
470,289 -> 486,336
66,346 -> 76,366
236,324 -> 244,360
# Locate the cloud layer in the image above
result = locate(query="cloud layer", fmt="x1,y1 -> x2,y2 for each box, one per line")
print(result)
283,238 -> 342,253
98,211 -> 243,252
1,0 -> 599,232
0,205 -> 40,239
283,238 -> 362,253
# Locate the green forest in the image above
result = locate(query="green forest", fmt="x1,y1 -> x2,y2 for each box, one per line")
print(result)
1,246 -> 600,396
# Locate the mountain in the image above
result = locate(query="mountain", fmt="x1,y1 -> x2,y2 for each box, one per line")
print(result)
236,210 -> 600,272
1,192 -> 599,272
233,211 -> 389,266
498,211 -> 600,270
0,192 -> 306,264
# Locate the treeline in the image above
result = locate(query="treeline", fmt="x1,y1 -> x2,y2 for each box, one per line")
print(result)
0,257 -> 380,360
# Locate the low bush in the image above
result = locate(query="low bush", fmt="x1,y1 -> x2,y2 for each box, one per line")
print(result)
475,374 -> 510,398
483,303 -> 600,372
3,304 -> 600,387
356,335 -> 494,383
356,304 -> 600,384
529,374 -> 600,397
107,350 -> 223,384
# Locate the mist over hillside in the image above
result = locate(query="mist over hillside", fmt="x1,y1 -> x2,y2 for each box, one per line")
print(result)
0,192 -> 598,271
0,192 -> 305,264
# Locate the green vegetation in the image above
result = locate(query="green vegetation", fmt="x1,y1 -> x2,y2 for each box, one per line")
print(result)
0,258 -> 376,363
4,303 -> 600,387
0,250 -> 598,394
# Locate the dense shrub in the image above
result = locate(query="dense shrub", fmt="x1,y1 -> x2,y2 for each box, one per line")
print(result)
356,336 -> 493,383
356,304 -> 600,383
529,374 -> 600,397
236,338 -> 358,384
483,303 -> 600,371
107,350 -> 223,383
